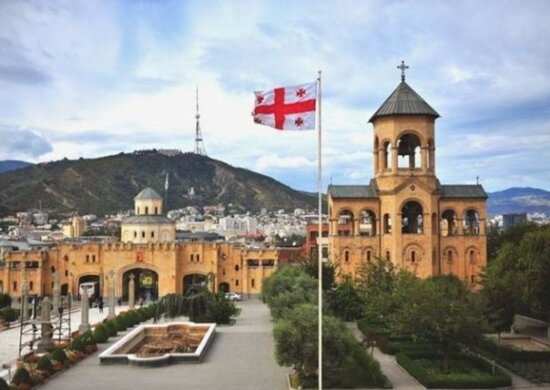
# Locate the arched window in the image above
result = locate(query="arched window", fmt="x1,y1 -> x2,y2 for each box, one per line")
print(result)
447,250 -> 453,262
383,214 -> 392,234
359,210 -> 376,236
191,254 -> 194,262
441,210 -> 457,236
337,210 -> 354,236
151,231 -> 154,238
411,250 -> 416,263
366,250 -> 371,263
235,265 -> 240,271
141,231 -> 145,238
134,231 -> 137,238
384,141 -> 392,169
145,207 -> 149,215
463,210 -> 480,235
155,207 -> 158,215
397,133 -> 421,169
401,201 -> 423,234
344,250 -> 350,263
386,250 -> 391,261
469,250 -> 476,263
374,136 -> 379,172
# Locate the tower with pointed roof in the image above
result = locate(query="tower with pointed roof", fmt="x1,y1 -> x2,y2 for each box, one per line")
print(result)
121,187 -> 175,244
327,63 -> 487,287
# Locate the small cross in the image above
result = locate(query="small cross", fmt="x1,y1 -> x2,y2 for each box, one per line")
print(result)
397,60 -> 409,82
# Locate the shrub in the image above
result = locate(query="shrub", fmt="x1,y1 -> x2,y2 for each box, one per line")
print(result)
113,316 -> 127,332
473,336 -> 550,363
126,310 -> 140,326
396,351 -> 512,388
69,336 -> 86,352
50,347 -> 68,363
136,308 -> 149,322
103,320 -> 117,337
0,376 -> 9,390
0,307 -> 19,323
0,293 -> 11,309
93,324 -> 109,343
80,330 -> 95,346
36,355 -> 54,373
12,367 -> 32,386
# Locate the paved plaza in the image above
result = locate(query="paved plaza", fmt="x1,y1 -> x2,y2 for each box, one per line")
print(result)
34,298 -> 288,390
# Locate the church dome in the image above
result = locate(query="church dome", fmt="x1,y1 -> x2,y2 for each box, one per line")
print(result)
134,187 -> 163,201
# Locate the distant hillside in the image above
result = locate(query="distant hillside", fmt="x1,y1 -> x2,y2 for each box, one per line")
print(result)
0,160 -> 32,174
487,187 -> 550,215
0,151 -> 317,216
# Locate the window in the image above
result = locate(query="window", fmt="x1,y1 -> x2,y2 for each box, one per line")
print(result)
411,250 -> 416,263
134,231 -> 137,238
235,265 -> 240,271
366,250 -> 371,263
401,201 -> 423,234
222,268 -> 226,276
191,254 -> 195,262
397,133 -> 421,169
344,250 -> 350,263
386,251 -> 390,261
64,255 -> 69,262
92,255 -> 96,263
235,279 -> 239,287
251,278 -> 255,288
151,231 -> 155,238
86,255 -> 90,263
197,254 -> 200,262
470,275 -> 476,285
145,207 -> 149,214
51,266 -> 55,273
447,250 -> 453,262
65,270 -> 69,277
155,207 -> 158,215
142,231 -> 145,238
469,250 -> 476,263
29,281 -> 34,291
13,281 -> 17,291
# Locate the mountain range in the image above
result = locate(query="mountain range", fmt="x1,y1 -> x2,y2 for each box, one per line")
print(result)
0,154 -> 548,216
0,151 -> 317,216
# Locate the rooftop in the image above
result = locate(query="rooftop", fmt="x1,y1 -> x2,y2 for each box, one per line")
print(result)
134,187 -> 163,201
369,81 -> 440,123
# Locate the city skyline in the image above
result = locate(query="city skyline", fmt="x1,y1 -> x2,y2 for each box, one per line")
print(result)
1,1 -> 549,193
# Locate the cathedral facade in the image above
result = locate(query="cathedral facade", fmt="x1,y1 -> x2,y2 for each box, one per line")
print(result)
328,74 -> 487,288
0,189 -> 277,300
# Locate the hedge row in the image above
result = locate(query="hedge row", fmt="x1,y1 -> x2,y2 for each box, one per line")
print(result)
472,336 -> 550,363
396,351 -> 512,389
93,304 -> 158,344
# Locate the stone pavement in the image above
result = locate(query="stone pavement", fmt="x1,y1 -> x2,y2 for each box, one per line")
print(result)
347,322 -> 425,390
0,302 -> 130,382
39,297 -> 288,390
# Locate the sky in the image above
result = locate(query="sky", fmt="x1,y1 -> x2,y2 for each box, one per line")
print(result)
1,0 -> 549,193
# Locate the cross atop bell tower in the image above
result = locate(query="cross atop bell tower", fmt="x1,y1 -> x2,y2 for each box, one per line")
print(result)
397,60 -> 409,82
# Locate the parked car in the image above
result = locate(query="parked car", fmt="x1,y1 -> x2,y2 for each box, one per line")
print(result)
224,292 -> 242,301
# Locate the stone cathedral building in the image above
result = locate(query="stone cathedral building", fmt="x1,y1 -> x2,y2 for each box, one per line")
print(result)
328,70 -> 487,288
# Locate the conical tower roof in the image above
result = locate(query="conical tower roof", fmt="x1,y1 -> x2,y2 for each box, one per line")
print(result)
134,187 -> 162,200
369,81 -> 439,123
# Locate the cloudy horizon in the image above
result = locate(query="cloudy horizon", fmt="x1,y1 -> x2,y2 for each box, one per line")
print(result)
1,0 -> 549,192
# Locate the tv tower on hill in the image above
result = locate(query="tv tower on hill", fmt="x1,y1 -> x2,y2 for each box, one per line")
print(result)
194,87 -> 207,155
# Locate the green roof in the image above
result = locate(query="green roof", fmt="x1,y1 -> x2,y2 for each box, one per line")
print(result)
122,215 -> 174,225
328,182 -> 378,198
440,185 -> 487,199
134,187 -> 163,200
369,81 -> 440,123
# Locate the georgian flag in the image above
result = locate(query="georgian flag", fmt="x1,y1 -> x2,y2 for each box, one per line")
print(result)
253,82 -> 317,130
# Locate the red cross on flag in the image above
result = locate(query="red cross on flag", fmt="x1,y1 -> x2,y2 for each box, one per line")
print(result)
253,82 -> 317,130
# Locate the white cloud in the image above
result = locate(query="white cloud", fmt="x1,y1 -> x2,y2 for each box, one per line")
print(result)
255,154 -> 315,170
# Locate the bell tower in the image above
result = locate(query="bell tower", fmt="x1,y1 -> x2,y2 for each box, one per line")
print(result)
370,61 -> 439,193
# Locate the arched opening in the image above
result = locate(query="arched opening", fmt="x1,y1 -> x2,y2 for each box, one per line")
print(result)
365,250 -> 372,263
385,250 -> 391,261
463,210 -> 480,235
219,282 -> 230,293
145,206 -> 149,214
77,275 -> 100,300
337,210 -> 354,236
155,207 -> 158,215
447,249 -> 453,262
183,274 -> 207,295
411,250 -> 416,263
383,214 -> 392,234
397,133 -> 421,169
61,283 -> 69,296
359,210 -> 376,236
441,210 -> 458,236
383,141 -> 392,169
401,201 -> 423,234
344,249 -> 350,263
468,249 -> 476,264
123,268 -> 159,302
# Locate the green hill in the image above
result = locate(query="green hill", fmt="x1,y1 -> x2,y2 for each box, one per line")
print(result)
0,150 -> 317,216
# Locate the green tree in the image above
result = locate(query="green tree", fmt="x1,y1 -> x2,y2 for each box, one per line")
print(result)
326,277 -> 365,320
389,275 -> 486,370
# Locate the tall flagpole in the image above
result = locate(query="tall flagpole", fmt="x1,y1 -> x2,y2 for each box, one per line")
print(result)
317,70 -> 323,390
